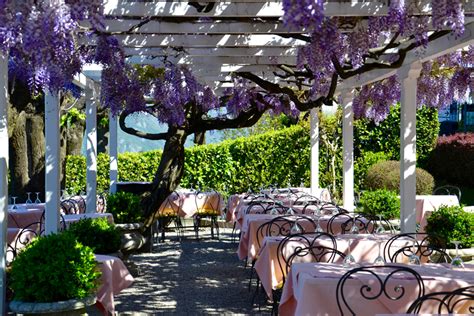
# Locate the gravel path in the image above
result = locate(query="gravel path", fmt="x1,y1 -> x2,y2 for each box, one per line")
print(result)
114,226 -> 271,315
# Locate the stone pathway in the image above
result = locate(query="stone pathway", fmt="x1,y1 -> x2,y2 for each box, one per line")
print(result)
115,227 -> 271,315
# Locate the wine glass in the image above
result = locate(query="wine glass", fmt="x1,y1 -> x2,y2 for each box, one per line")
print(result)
373,236 -> 386,266
270,206 -> 279,216
343,239 -> 358,268
408,236 -> 421,265
450,240 -> 464,269
375,214 -> 386,235
34,192 -> 41,204
11,196 -> 17,210
350,217 -> 359,234
290,219 -> 302,234
286,207 -> 295,215
313,207 -> 324,233
25,192 -> 32,204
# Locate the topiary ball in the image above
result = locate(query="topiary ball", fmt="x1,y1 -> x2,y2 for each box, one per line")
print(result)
359,189 -> 400,220
365,160 -> 434,194
9,233 -> 100,303
65,218 -> 122,254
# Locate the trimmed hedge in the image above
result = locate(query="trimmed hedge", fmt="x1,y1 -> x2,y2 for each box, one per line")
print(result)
65,106 -> 438,198
359,189 -> 400,220
365,160 -> 435,194
426,133 -> 474,187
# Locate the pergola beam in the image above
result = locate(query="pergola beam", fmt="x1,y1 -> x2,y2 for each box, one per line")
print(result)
123,46 -> 298,57
127,55 -> 297,65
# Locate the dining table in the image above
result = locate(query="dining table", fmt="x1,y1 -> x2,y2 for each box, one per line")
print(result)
237,213 -> 368,262
255,233 -> 400,300
95,254 -> 134,315
158,189 -> 225,218
279,262 -> 474,316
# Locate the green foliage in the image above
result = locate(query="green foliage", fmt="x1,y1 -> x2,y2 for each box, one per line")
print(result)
425,205 -> 474,248
9,233 -> 100,302
107,192 -> 144,224
60,108 -> 86,128
65,105 -> 438,201
354,151 -> 390,192
426,133 -> 474,187
365,160 -> 435,194
354,104 -> 439,167
359,189 -> 400,220
65,218 -> 122,254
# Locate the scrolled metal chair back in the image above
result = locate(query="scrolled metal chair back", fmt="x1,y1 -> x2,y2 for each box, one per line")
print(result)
159,191 -> 182,216
255,215 -> 317,248
336,265 -> 425,316
433,185 -> 462,202
384,233 -> 452,264
406,286 -> 474,314
194,189 -> 221,215
60,199 -> 80,215
97,192 -> 107,213
7,221 -> 42,265
294,194 -> 320,206
328,213 -> 370,235
244,201 -> 268,214
278,233 -> 345,284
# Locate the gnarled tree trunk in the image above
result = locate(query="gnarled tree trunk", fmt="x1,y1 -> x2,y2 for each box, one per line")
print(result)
142,127 -> 188,229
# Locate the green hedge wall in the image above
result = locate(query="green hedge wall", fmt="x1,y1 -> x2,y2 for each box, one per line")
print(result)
66,125 -> 313,196
66,106 -> 438,197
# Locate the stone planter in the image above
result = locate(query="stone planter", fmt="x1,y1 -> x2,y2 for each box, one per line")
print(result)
9,295 -> 96,316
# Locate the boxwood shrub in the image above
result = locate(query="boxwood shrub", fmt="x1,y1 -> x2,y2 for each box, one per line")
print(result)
9,233 -> 100,302
107,191 -> 144,224
425,205 -> 474,249
358,189 -> 400,220
365,160 -> 435,194
65,218 -> 122,254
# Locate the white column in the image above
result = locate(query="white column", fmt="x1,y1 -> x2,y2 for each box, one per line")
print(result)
342,91 -> 354,212
85,81 -> 97,213
398,62 -> 422,233
310,108 -> 319,194
109,112 -> 118,193
45,91 -> 60,234
0,52 -> 9,314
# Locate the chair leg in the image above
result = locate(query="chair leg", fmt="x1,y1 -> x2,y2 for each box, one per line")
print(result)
210,216 -> 215,239
194,216 -> 200,240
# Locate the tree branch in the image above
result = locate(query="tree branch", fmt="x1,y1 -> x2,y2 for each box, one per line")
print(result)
119,111 -> 170,140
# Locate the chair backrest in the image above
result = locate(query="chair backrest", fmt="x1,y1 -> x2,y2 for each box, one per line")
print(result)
7,221 -> 42,265
255,215 -> 317,248
195,190 -> 221,215
293,194 -> 320,206
159,191 -> 182,216
433,185 -> 461,201
336,265 -> 425,316
263,203 -> 289,215
60,199 -> 80,215
383,233 -> 452,264
328,213 -> 372,235
97,192 -> 107,213
277,233 -> 345,284
244,201 -> 268,214
406,286 -> 474,314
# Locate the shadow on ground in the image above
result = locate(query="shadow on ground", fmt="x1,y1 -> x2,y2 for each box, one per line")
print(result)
115,226 -> 272,315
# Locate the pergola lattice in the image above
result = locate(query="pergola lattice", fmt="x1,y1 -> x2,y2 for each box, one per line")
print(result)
0,1 -> 473,311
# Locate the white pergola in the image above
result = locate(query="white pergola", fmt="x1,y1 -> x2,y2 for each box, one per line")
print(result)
0,0 -> 473,311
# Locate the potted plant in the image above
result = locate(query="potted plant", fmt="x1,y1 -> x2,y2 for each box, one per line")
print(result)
65,218 -> 122,256
426,205 -> 474,260
8,233 -> 101,315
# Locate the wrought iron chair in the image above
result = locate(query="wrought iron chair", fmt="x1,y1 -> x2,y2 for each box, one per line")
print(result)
293,194 -> 320,206
60,199 -> 80,215
433,185 -> 462,201
383,232 -> 452,264
156,191 -> 183,242
96,192 -> 107,213
270,233 -> 345,313
406,285 -> 474,314
336,265 -> 425,316
194,189 -> 223,239
69,195 -> 86,213
7,221 -> 42,265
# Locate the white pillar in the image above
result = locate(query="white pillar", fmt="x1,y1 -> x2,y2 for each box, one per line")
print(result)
398,62 -> 422,233
342,91 -> 354,212
85,81 -> 97,213
0,51 -> 9,314
310,108 -> 319,194
45,91 -> 60,234
109,112 -> 118,194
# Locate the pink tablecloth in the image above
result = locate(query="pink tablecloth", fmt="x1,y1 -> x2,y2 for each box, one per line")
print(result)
7,209 -> 44,228
279,263 -> 474,316
158,190 -> 224,218
95,255 -> 134,315
237,214 -> 358,261
415,195 -> 459,232
255,233 -> 397,299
